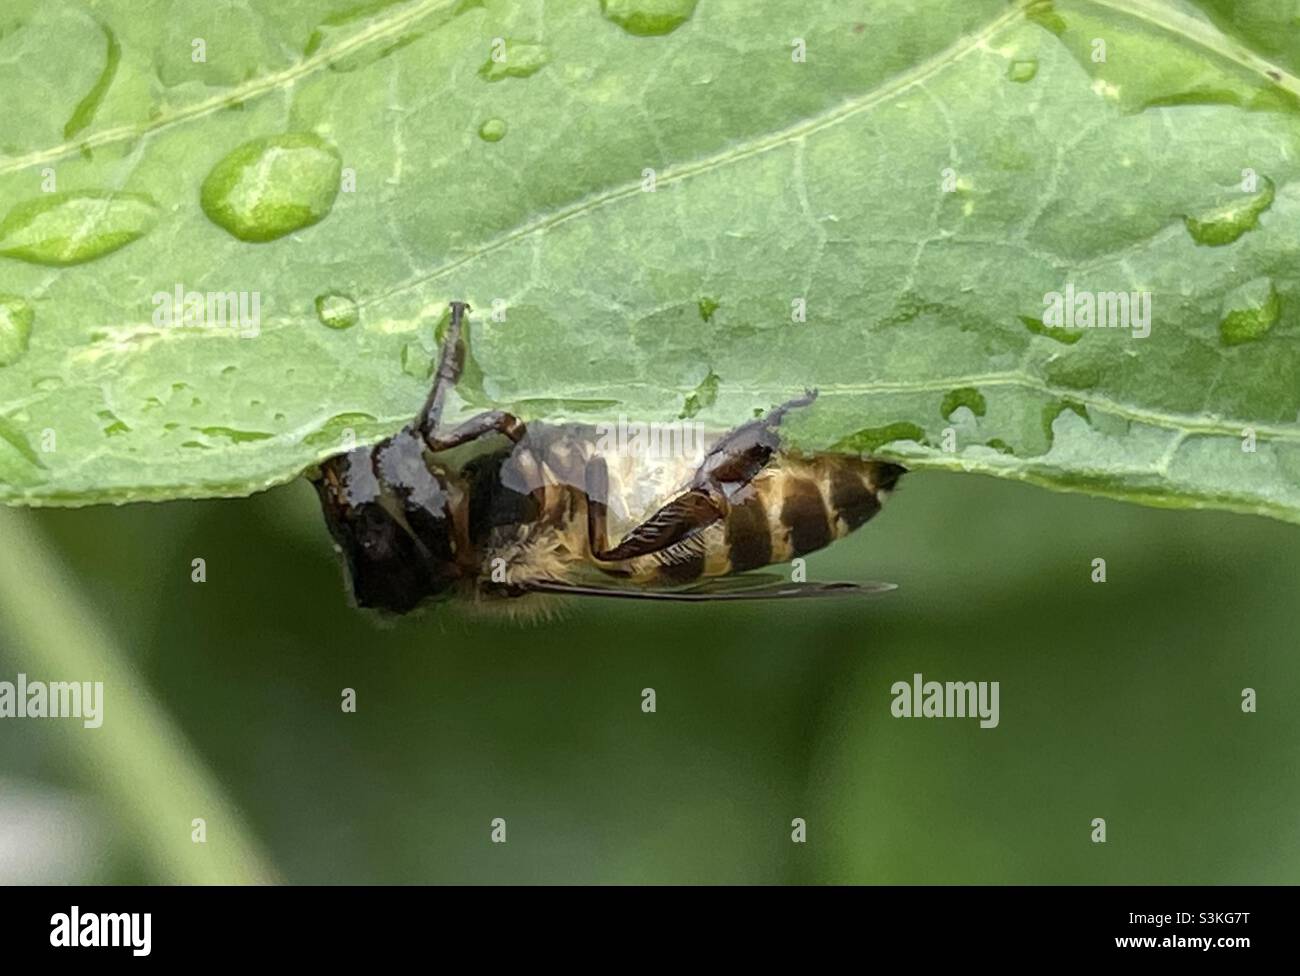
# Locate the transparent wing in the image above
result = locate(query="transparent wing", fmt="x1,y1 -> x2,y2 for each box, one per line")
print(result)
523,573 -> 897,602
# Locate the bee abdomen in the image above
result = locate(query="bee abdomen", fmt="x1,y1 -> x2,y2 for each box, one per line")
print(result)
644,454 -> 902,586
737,455 -> 900,570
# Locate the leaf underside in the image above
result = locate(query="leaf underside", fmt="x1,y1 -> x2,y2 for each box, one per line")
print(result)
0,0 -> 1298,522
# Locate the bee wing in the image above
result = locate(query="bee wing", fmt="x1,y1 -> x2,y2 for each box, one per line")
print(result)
523,574 -> 897,602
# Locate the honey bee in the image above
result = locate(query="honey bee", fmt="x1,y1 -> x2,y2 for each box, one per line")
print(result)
312,302 -> 904,613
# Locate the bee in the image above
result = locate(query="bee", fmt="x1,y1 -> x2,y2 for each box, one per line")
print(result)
312,302 -> 904,614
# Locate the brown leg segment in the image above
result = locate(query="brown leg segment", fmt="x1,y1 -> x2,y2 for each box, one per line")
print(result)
415,301 -> 526,452
584,391 -> 817,562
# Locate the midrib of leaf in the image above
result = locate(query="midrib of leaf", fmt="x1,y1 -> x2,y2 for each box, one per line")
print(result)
0,0 -> 461,177
490,374 -> 1300,445
356,1 -> 1031,313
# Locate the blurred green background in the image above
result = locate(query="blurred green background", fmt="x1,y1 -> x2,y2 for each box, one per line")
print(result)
0,470 -> 1297,884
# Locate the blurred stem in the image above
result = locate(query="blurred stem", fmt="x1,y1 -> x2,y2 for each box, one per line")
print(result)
0,507 -> 277,883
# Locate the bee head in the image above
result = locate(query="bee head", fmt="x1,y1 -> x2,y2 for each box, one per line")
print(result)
312,429 -> 461,613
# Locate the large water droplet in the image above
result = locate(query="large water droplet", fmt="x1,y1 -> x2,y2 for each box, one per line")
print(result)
0,295 -> 34,366
1184,177 -> 1275,247
1219,278 -> 1280,346
478,118 -> 508,142
600,0 -> 698,36
315,292 -> 359,330
200,133 -> 342,242
478,40 -> 549,80
0,191 -> 158,266
1008,59 -> 1038,83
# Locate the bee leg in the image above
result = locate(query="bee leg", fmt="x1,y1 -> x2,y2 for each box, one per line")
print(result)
414,301 -> 526,451
423,410 -> 526,452
582,392 -> 817,562
584,454 -> 723,561
415,301 -> 469,435
688,389 -> 817,499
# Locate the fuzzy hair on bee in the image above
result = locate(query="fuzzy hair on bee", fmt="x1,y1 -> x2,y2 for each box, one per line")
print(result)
311,302 -> 904,616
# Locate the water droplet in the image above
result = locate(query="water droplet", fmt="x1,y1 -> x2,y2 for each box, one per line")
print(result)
600,0 -> 698,36
0,294 -> 34,366
831,422 -> 927,454
193,426 -> 275,444
221,364 -> 238,376
940,387 -> 987,420
304,413 -> 378,448
478,118 -> 508,142
97,409 -> 130,437
1184,177 -> 1275,247
315,292 -> 359,330
1219,278 -> 1281,346
200,133 -> 342,242
697,296 -> 719,322
680,369 -> 719,419
478,41 -> 548,81
0,191 -> 158,266
401,341 -> 433,378
1008,59 -> 1038,83
1020,314 -> 1082,345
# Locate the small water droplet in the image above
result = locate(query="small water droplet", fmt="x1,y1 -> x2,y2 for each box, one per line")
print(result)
1008,59 -> 1038,83
0,294 -> 34,366
680,369 -> 719,419
1219,278 -> 1281,346
940,387 -> 987,420
97,409 -> 130,437
315,292 -> 359,330
401,341 -> 433,378
697,296 -> 719,322
478,40 -> 548,81
200,133 -> 342,242
1020,314 -> 1082,345
600,0 -> 697,36
478,118 -> 508,142
221,364 -> 238,376
304,413 -> 378,448
1184,177 -> 1275,247
0,191 -> 158,266
193,426 -> 275,444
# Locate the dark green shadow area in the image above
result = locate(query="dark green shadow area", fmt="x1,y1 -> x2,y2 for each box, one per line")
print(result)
1,470 -> 1297,883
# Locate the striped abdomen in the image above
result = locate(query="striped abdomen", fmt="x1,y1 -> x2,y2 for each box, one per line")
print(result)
632,454 -> 903,586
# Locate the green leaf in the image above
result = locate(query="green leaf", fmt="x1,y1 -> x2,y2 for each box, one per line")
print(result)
0,0 -> 1298,522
